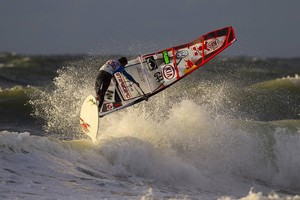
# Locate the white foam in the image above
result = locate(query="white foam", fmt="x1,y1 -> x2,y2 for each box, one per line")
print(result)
1,109 -> 300,199
23,58 -> 300,198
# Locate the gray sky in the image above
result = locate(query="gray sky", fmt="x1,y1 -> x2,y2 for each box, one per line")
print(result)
1,0 -> 300,57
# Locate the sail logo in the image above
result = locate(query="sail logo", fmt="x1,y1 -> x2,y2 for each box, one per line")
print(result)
185,59 -> 195,69
162,51 -> 170,64
105,103 -> 114,111
154,72 -> 164,82
115,73 -> 132,99
162,65 -> 175,80
105,90 -> 114,101
207,38 -> 223,51
176,50 -> 188,58
145,56 -> 158,71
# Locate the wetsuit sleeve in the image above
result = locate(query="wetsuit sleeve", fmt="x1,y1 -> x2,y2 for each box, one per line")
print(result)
115,66 -> 138,84
121,70 -> 138,84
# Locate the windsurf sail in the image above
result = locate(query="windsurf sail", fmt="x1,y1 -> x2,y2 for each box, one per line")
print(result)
98,26 -> 236,117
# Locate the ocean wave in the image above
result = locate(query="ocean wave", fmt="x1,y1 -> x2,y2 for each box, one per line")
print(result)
251,74 -> 300,91
1,106 -> 300,198
0,53 -> 80,89
0,86 -> 34,106
219,189 -> 300,200
94,99 -> 300,192
0,85 -> 31,95
0,86 -> 30,106
0,86 -> 37,131
2,51 -> 300,199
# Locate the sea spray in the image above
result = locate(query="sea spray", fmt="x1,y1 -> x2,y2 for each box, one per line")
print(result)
29,56 -> 104,139
25,55 -> 300,196
97,97 -> 300,193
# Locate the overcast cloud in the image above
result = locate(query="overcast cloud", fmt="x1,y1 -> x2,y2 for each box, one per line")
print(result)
1,0 -> 299,57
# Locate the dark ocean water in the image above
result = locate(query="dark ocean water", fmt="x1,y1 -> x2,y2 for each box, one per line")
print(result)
1,53 -> 299,134
0,52 -> 300,199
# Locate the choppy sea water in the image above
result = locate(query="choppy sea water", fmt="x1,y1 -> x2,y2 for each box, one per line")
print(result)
0,53 -> 300,199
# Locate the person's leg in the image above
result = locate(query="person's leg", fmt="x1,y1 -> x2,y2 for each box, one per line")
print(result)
95,71 -> 104,97
98,72 -> 112,109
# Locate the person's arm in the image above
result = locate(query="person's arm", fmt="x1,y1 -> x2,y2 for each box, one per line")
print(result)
121,70 -> 137,84
118,67 -> 148,99
116,66 -> 139,85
